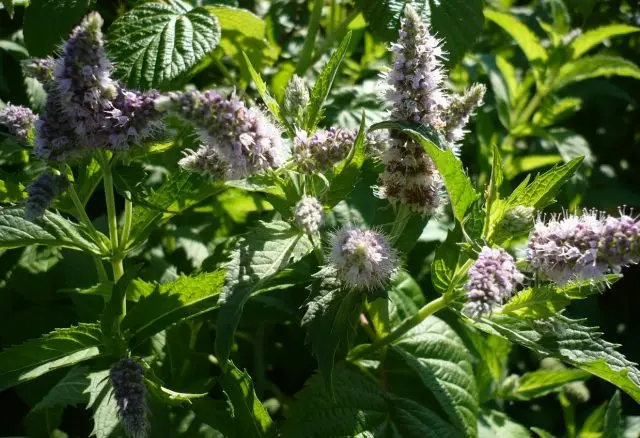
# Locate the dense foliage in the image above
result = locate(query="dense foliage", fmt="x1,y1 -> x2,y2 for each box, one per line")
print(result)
0,0 -> 639,437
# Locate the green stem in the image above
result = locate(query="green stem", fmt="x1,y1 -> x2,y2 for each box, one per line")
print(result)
350,296 -> 447,360
560,394 -> 576,438
296,0 -> 324,76
93,257 -> 109,283
99,152 -> 124,282
68,183 -> 109,254
119,194 -> 133,252
309,7 -> 361,67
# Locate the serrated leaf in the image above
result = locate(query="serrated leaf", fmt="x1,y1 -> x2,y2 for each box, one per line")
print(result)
123,271 -> 225,347
484,9 -> 547,63
86,369 -> 120,438
471,314 -> 640,403
478,409 -> 530,438
215,220 -> 313,368
219,361 -> 276,438
604,391 -> 622,438
326,113 -> 366,206
0,207 -> 102,255
571,25 -> 640,59
358,0 -> 483,66
302,269 -> 366,391
0,323 -> 102,391
553,56 -> 640,91
107,0 -> 221,89
391,317 -> 478,437
23,0 -> 91,57
432,224 -> 462,294
32,366 -> 89,412
282,364 -> 463,437
504,369 -> 589,400
303,31 -> 352,131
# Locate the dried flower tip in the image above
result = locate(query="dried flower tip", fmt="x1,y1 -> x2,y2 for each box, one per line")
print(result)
463,247 -> 523,319
386,5 -> 449,129
293,128 -> 355,172
329,227 -> 400,289
376,137 -> 445,215
526,210 -> 640,285
25,171 -> 69,220
162,90 -> 286,179
109,358 -> 149,438
494,205 -> 535,237
443,83 -> 486,144
294,196 -> 324,234
0,105 -> 36,141
284,75 -> 310,121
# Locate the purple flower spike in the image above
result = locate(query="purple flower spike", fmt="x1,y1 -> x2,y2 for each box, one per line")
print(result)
0,105 -> 36,141
25,171 -> 69,220
109,358 -> 149,438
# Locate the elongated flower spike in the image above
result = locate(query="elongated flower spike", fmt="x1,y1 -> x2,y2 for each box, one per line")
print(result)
329,227 -> 400,290
463,246 -> 524,319
294,196 -> 324,234
109,358 -> 149,438
526,209 -> 640,285
0,105 -> 36,141
25,171 -> 69,220
443,83 -> 486,144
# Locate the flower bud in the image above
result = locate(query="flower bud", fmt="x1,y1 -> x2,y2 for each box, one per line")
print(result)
294,196 -> 324,234
284,75 -> 309,122
494,205 -> 535,238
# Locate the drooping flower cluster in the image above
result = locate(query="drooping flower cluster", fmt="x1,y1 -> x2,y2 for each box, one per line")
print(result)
329,227 -> 399,289
294,196 -> 324,234
292,128 -> 355,172
463,247 -> 524,319
526,210 -> 640,285
31,13 -> 163,161
156,90 -> 286,179
0,105 -> 36,141
25,171 -> 69,220
109,358 -> 149,438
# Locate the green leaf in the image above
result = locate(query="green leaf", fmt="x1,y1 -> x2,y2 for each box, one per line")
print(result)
471,314 -> 640,403
531,427 -> 556,438
532,97 -> 582,127
32,366 -> 89,412
603,391 -> 622,438
86,369 -> 120,438
503,369 -> 589,400
326,113 -> 366,206
1,0 -> 14,19
145,378 -> 208,406
465,328 -> 511,403
484,9 -> 547,63
391,317 -> 479,437
219,361 -> 276,438
503,155 -> 564,180
507,157 -> 583,209
0,323 -> 102,391
553,56 -> 640,91
579,402 -> 608,437
24,0 -> 91,57
107,0 -> 221,89
432,224 -> 463,294
123,271 -> 225,347
302,269 -> 366,391
389,272 -> 426,326
0,207 -> 102,255
358,0 -> 483,65
215,220 -> 313,368
282,364 -> 463,437
478,409 -> 530,438
303,31 -> 352,131
570,24 -> 640,59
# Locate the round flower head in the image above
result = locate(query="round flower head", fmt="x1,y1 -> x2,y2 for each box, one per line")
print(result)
25,171 -> 69,220
0,105 -> 36,141
157,90 -> 286,179
329,227 -> 400,289
293,128 -> 355,172
109,358 -> 149,438
527,210 -> 640,285
463,247 -> 523,319
294,196 -> 324,234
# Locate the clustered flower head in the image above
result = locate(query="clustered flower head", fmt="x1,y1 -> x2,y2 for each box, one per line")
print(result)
294,196 -> 324,234
292,127 -> 355,172
0,105 -> 36,141
31,12 -> 162,161
156,90 -> 286,179
25,171 -> 69,220
329,227 -> 399,290
109,358 -> 149,438
463,247 -> 524,319
526,210 -> 640,285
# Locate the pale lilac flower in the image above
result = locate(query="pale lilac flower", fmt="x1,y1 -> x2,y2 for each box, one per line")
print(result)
157,90 -> 286,179
294,196 -> 324,234
292,127 -> 355,172
329,227 -> 399,289
0,105 -> 36,141
443,83 -> 486,144
109,358 -> 149,438
25,171 -> 69,220
365,130 -> 392,156
527,210 -> 640,284
463,247 -> 523,319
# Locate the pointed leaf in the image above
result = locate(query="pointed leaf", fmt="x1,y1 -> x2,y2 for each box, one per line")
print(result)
503,369 -> 589,400
484,9 -> 547,63
33,366 -> 90,412
571,25 -> 640,59
478,409 -> 530,438
86,369 -> 120,438
326,113 -> 366,206
553,56 -> 640,91
603,391 -> 622,438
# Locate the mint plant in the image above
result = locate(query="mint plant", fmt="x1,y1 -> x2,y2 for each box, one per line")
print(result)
0,0 -> 639,437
